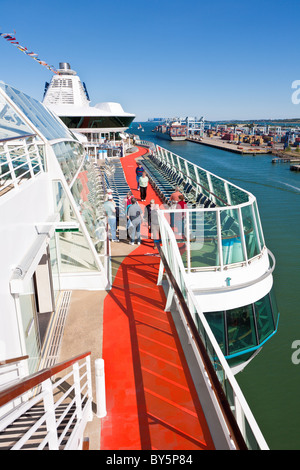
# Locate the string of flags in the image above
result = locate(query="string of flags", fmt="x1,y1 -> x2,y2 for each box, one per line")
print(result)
0,31 -> 59,74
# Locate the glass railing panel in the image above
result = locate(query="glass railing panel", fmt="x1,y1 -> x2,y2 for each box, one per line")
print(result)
220,208 -> 245,265
241,204 -> 260,259
195,167 -> 209,191
186,161 -> 197,181
171,154 -> 179,170
228,184 -> 249,205
210,174 -> 228,204
253,200 -> 265,249
167,210 -> 188,269
189,210 -> 219,268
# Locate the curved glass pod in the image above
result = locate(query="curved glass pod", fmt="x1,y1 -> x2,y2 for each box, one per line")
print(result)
201,288 -> 279,368
164,198 -> 265,272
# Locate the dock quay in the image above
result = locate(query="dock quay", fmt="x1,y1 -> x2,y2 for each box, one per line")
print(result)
187,136 -> 271,155
271,152 -> 300,170
272,157 -> 300,164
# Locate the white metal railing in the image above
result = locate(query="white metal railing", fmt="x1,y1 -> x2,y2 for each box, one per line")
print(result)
0,356 -> 29,419
135,139 -> 156,151
0,353 -> 93,450
0,135 -> 44,196
157,210 -> 269,450
153,144 -> 251,206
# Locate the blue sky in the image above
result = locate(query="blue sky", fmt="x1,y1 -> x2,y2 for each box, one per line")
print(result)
1,0 -> 300,121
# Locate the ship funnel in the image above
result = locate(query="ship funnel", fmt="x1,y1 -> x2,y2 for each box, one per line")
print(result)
59,62 -> 71,70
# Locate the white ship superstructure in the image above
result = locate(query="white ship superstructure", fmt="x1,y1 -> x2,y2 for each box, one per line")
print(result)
43,62 -> 135,156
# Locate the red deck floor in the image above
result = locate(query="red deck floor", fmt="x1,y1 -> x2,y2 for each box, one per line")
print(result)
100,147 -> 215,450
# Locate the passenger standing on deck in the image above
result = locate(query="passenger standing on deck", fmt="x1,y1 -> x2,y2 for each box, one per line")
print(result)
145,199 -> 160,246
145,199 -> 155,237
169,186 -> 182,204
127,197 -> 142,245
105,188 -> 114,203
135,162 -> 144,190
126,191 -> 133,206
169,186 -> 182,228
139,171 -> 149,201
104,194 -> 119,242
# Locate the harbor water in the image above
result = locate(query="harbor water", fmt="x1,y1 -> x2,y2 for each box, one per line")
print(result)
132,121 -> 300,450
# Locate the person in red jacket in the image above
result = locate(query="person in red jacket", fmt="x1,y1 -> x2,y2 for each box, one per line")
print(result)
176,195 -> 187,238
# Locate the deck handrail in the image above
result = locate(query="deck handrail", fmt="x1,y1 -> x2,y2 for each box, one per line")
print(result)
155,242 -> 248,450
0,351 -> 91,408
155,214 -> 269,449
150,152 -> 230,206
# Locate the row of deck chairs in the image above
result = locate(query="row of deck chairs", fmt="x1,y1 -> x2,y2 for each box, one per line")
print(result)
142,154 -> 217,209
100,157 -> 131,216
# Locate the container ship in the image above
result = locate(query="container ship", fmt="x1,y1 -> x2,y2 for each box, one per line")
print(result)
154,121 -> 187,141
0,64 -> 278,451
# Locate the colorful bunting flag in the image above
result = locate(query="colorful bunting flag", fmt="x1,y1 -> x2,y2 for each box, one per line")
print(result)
0,31 -> 59,74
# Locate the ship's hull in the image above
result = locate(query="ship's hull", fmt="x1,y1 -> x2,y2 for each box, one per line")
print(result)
155,131 -> 187,141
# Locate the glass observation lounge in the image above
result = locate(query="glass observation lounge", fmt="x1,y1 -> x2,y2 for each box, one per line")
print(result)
0,82 -> 108,274
0,82 -> 109,373
150,144 -> 279,371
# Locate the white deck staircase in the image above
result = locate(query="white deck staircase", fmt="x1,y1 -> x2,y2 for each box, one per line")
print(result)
0,352 -> 93,450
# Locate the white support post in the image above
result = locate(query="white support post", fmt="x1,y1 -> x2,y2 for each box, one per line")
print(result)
95,358 -> 107,418
86,355 -> 93,422
157,259 -> 164,286
42,378 -> 59,450
165,282 -> 174,312
234,395 -> 246,441
73,362 -> 83,421
4,142 -> 17,189
216,210 -> 224,271
186,211 -> 191,274
22,138 -> 34,178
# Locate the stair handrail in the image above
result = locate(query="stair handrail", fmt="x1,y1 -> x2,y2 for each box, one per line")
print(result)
0,351 -> 91,408
0,356 -> 28,367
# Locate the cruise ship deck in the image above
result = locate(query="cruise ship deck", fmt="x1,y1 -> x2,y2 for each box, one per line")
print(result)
57,147 -> 217,450
0,76 -> 274,451
54,144 -> 273,450
100,148 -> 215,450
